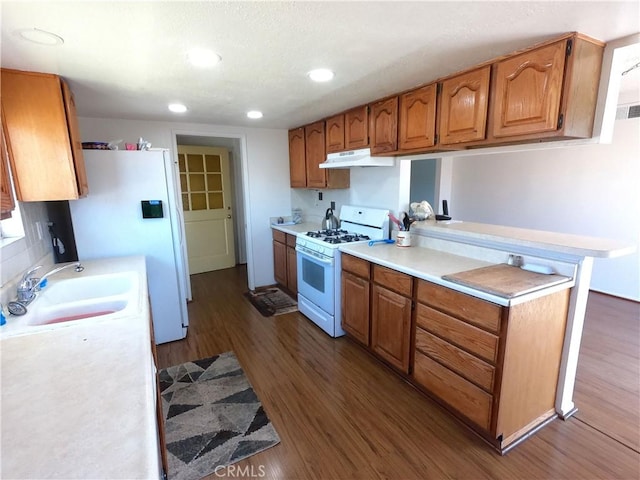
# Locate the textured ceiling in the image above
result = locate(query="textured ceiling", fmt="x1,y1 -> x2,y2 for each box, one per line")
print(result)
1,1 -> 639,129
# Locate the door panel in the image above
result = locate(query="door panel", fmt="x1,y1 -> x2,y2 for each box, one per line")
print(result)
178,145 -> 235,274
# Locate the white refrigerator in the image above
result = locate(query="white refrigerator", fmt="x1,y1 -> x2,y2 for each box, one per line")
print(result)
69,149 -> 190,344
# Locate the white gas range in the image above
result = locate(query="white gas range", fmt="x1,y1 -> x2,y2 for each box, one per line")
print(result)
296,205 -> 390,337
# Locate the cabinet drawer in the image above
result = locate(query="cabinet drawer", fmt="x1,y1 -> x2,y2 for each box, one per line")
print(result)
342,254 -> 370,279
416,303 -> 498,363
286,233 -> 297,247
272,229 -> 286,243
373,264 -> 412,297
413,351 -> 492,431
415,327 -> 495,392
417,280 -> 502,333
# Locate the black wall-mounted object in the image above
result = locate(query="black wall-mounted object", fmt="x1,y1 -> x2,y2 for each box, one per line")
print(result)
141,200 -> 164,218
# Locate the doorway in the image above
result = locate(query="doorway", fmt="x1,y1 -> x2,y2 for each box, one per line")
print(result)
177,145 -> 236,273
175,134 -> 247,277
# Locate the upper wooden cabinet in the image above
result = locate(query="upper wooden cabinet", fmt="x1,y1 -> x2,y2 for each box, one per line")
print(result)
1,69 -> 88,201
369,97 -> 398,154
287,122 -> 349,189
399,83 -> 437,151
288,128 -> 306,187
289,33 -> 604,160
491,35 -> 604,141
325,114 -> 345,153
305,121 -> 328,188
345,106 -> 369,149
439,66 -> 491,145
1,123 -> 16,219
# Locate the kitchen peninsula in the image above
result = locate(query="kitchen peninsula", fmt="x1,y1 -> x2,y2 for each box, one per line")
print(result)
337,219 -> 634,452
272,217 -> 633,452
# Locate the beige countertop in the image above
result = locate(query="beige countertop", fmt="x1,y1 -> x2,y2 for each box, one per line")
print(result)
413,220 -> 635,258
339,242 -> 574,306
270,221 -> 318,235
0,256 -> 161,479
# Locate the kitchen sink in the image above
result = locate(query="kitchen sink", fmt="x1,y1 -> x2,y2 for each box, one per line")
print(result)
1,266 -> 142,338
28,298 -> 129,326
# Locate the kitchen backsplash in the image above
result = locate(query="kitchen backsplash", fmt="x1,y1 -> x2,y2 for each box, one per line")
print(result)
0,201 -> 54,305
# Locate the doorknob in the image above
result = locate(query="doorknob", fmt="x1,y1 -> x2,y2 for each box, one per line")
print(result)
227,214 -> 232,219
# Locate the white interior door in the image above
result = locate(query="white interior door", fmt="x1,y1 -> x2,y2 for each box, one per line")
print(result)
178,145 -> 236,274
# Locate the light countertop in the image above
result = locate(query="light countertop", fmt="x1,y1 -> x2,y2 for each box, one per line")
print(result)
339,242 -> 574,306
0,256 -> 161,479
413,220 -> 635,258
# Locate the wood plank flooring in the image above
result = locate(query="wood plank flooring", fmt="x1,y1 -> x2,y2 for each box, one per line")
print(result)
157,266 -> 640,480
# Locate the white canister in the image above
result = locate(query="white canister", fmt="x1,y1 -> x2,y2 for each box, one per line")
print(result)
396,231 -> 411,247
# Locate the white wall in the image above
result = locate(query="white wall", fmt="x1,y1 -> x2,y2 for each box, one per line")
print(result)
78,117 -> 289,289
290,161 -> 409,227
449,118 -> 640,301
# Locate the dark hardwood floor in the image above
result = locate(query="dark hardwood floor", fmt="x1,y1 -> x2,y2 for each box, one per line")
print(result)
157,265 -> 640,480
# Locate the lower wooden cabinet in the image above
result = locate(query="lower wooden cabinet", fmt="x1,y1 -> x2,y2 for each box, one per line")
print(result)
272,230 -> 297,294
371,284 -> 411,372
341,255 -> 412,374
341,254 -> 371,344
340,253 -> 572,452
412,279 -> 571,451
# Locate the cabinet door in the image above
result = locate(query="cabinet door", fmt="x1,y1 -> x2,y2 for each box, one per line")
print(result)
370,97 -> 398,154
439,66 -> 490,145
286,245 -> 297,293
0,121 -> 15,220
304,121 -> 326,188
342,271 -> 370,345
288,128 -> 306,187
371,285 -> 412,373
325,114 -> 345,153
273,240 -> 287,286
1,69 -> 86,201
345,106 -> 369,149
399,84 -> 437,150
493,41 -> 567,138
61,79 -> 88,197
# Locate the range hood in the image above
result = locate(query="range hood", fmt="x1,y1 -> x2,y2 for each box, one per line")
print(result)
319,148 -> 395,168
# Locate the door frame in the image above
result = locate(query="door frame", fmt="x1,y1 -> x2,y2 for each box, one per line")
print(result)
171,129 -> 255,290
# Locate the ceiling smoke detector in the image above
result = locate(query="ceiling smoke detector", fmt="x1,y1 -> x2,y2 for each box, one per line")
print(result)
15,28 -> 64,46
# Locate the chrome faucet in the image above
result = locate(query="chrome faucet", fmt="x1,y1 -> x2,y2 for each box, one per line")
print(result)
16,262 -> 84,305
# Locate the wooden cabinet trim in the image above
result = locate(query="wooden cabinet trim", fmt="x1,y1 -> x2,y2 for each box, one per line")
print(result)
413,351 -> 493,431
417,280 -> 501,333
373,264 -> 413,297
416,303 -> 499,364
415,326 -> 495,392
342,254 -> 371,279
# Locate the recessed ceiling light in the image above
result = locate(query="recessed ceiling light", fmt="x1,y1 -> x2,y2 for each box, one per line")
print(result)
187,48 -> 222,68
247,110 -> 263,119
307,68 -> 335,82
15,28 -> 64,46
168,103 -> 188,113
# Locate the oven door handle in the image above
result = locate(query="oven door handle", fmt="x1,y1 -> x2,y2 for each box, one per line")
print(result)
296,246 -> 334,265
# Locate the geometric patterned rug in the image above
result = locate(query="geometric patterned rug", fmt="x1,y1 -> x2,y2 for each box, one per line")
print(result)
245,287 -> 298,317
159,352 -> 280,480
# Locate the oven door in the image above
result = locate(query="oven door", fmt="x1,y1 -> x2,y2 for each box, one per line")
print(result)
296,247 -> 335,315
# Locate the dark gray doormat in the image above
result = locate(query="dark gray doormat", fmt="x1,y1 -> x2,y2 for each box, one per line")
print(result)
245,287 -> 298,317
159,352 -> 281,480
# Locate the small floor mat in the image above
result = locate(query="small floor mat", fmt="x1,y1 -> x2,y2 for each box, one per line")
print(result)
245,287 -> 298,317
159,352 -> 281,480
